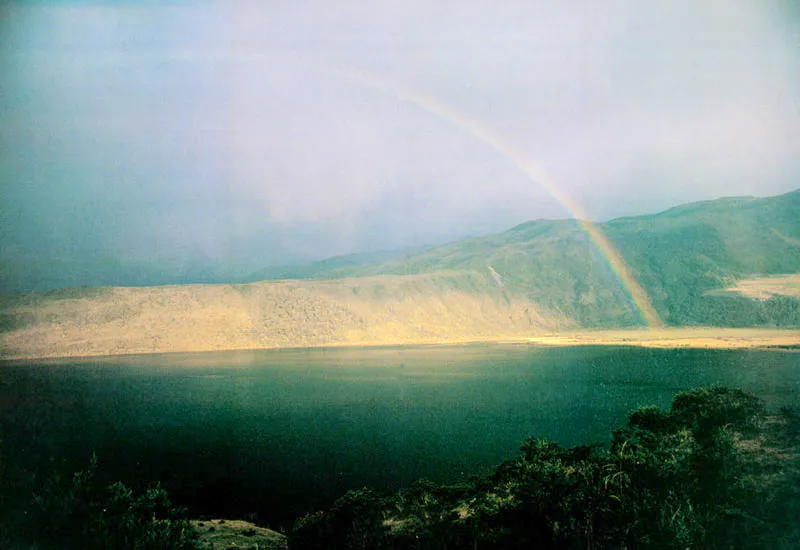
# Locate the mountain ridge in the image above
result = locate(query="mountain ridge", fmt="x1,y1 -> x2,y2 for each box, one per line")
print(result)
1,190 -> 798,358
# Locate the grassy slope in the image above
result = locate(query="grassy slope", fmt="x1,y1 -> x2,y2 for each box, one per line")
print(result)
607,190 -> 800,325
717,274 -> 800,299
338,189 -> 800,327
0,272 -> 569,358
1,191 -> 798,358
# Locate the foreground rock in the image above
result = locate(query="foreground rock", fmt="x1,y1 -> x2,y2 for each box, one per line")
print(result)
191,519 -> 287,549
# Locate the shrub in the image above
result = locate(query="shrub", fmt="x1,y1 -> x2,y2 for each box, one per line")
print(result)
290,386 -> 794,550
18,454 -> 200,549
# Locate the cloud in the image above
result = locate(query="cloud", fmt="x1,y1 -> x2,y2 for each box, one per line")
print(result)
1,1 -> 798,290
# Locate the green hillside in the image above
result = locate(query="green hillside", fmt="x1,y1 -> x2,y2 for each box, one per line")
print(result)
2,191 -> 798,360
607,190 -> 800,326
269,190 -> 800,328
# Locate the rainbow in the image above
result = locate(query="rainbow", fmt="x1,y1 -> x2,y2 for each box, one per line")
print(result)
323,65 -> 662,328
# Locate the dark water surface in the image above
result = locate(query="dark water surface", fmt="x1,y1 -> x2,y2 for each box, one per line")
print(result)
1,344 -> 798,527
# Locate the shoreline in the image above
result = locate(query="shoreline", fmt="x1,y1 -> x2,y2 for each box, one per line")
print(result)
522,328 -> 800,350
1,327 -> 798,362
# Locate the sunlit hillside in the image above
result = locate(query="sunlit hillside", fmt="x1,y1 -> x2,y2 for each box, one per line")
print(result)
0,272 -> 570,359
248,189 -> 800,327
1,191 -> 798,359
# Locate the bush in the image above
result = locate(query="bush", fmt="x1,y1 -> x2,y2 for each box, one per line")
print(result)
291,488 -> 387,550
290,386 -> 795,550
671,387 -> 764,439
13,454 -> 199,549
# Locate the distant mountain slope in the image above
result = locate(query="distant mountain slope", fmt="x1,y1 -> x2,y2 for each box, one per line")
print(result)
297,190 -> 800,327
242,247 -> 427,283
1,191 -> 798,358
607,190 -> 800,325
0,272 -> 568,359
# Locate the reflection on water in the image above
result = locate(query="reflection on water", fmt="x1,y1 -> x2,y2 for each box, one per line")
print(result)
1,344 -> 798,527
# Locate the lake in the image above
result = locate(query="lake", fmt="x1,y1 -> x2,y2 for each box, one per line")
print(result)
1,344 -> 798,528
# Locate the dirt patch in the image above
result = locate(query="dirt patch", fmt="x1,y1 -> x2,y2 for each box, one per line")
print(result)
523,328 -> 800,349
712,273 -> 800,299
191,519 -> 287,549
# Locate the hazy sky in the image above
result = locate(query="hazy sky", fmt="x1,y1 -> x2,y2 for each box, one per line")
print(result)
1,1 -> 799,291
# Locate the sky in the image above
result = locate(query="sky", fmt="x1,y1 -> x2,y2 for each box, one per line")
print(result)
1,0 -> 799,292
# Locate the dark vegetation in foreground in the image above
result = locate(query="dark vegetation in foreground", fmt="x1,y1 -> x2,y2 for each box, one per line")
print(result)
291,387 -> 800,549
1,387 -> 799,549
0,453 -> 199,549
